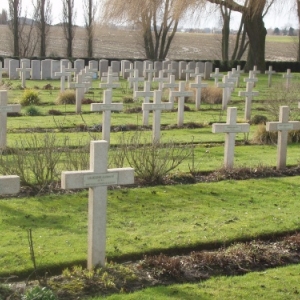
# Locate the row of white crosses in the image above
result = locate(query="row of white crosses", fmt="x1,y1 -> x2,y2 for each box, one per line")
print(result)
213,105 -> 299,170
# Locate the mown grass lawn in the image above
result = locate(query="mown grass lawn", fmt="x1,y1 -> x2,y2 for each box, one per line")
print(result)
1,176 -> 300,278
93,264 -> 300,300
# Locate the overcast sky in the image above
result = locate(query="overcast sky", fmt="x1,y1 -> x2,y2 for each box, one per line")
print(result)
0,0 -> 298,29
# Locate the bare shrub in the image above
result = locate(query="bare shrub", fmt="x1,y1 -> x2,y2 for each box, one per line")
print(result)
264,83 -> 300,121
117,132 -> 191,184
56,90 -> 76,104
202,86 -> 222,105
252,124 -> 300,145
20,89 -> 41,106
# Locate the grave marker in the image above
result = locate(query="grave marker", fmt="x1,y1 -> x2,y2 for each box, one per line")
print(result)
163,75 -> 179,105
0,61 -> 8,83
210,68 -> 223,86
212,107 -> 249,169
153,70 -> 168,91
61,140 -> 134,269
91,90 -> 123,144
100,73 -> 121,90
283,69 -> 293,89
55,65 -> 71,92
162,64 -> 175,80
170,81 -> 193,126
16,62 -> 31,88
74,74 -> 90,113
238,82 -> 259,121
217,75 -> 234,110
266,106 -> 300,170
190,75 -> 208,110
128,69 -> 144,92
144,64 -> 157,82
134,81 -> 154,125
142,90 -> 173,143
0,175 -> 20,195
265,66 -> 276,87
0,91 -> 21,148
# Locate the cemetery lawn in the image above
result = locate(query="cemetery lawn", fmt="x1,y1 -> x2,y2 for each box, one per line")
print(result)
1,176 -> 300,279
90,264 -> 300,300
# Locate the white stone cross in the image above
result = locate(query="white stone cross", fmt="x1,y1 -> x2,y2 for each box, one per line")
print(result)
74,74 -> 90,113
265,66 -> 276,87
162,64 -> 175,80
128,69 -> 144,92
231,68 -> 242,88
142,90 -> 173,143
182,67 -> 194,82
16,62 -> 31,88
100,73 -> 121,91
0,175 -> 20,195
227,71 -> 238,91
134,81 -> 154,126
61,140 -> 134,269
251,66 -> 260,87
283,69 -> 293,89
0,61 -> 8,84
210,68 -> 223,86
170,81 -> 193,127
144,64 -> 157,82
217,75 -> 234,110
55,65 -> 71,92
125,63 -> 135,88
65,63 -> 77,88
190,75 -> 208,110
244,70 -> 258,86
163,75 -> 179,105
190,67 -> 204,80
212,107 -> 250,169
91,90 -> 123,144
153,70 -> 168,91
0,90 -> 21,148
238,82 -> 259,121
266,106 -> 300,170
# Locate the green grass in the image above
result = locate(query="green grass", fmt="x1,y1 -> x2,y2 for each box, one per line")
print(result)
1,176 -> 300,278
266,35 -> 298,43
93,264 -> 300,299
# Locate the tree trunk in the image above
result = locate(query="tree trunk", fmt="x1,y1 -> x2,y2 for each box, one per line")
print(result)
40,0 -> 46,57
244,13 -> 266,72
297,0 -> 300,61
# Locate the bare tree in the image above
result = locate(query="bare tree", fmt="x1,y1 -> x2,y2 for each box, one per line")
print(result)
8,0 -> 21,56
32,0 -> 52,57
62,0 -> 76,58
83,0 -> 98,57
0,9 -> 8,24
204,0 -> 277,72
102,0 -> 191,60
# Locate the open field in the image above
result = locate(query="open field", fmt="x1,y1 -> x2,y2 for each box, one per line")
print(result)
1,68 -> 300,298
0,25 -> 297,61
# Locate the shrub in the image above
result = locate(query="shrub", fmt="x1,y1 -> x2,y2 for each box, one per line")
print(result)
202,86 -> 222,105
252,124 -> 278,144
56,90 -> 76,105
22,286 -> 57,300
25,106 -> 41,116
48,109 -> 62,115
117,132 -> 191,184
263,83 -> 300,121
250,115 -> 268,125
20,89 -> 41,106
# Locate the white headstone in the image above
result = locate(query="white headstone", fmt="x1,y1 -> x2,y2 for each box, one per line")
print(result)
170,81 -> 193,127
204,61 -> 213,80
179,61 -> 187,80
99,59 -> 109,77
91,90 -> 123,144
266,106 -> 300,170
142,90 -> 173,143
16,62 -> 32,88
41,59 -> 51,79
190,75 -> 208,110
74,59 -> 85,74
61,140 -> 134,269
238,82 -> 259,121
283,69 -> 293,89
217,75 -> 234,110
0,91 -> 21,149
0,175 -> 20,195
265,66 -> 276,88
51,60 -> 60,79
111,61 -> 121,75
134,61 -> 143,77
212,107 -> 250,169
134,81 -> 154,126
31,60 -> 41,80
9,59 -> 19,80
